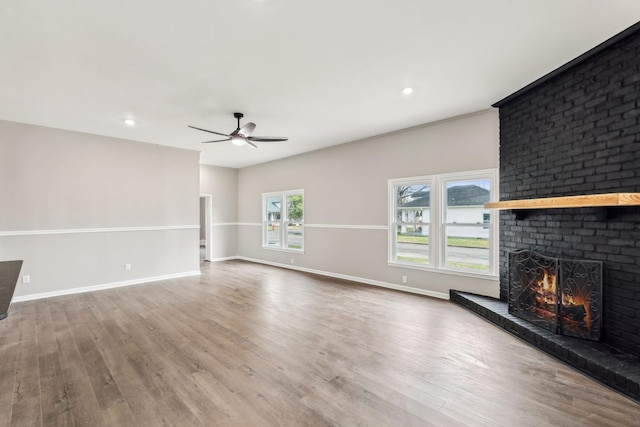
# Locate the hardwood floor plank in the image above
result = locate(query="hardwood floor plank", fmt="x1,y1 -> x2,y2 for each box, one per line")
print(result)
35,300 -> 57,358
1,260 -> 639,426
53,313 -> 106,426
63,303 -> 125,412
0,343 -> 18,426
11,338 -> 39,413
100,400 -> 140,426
39,352 -> 74,426
154,393 -> 200,427
112,378 -> 173,426
189,369 -> 274,427
9,397 -> 41,427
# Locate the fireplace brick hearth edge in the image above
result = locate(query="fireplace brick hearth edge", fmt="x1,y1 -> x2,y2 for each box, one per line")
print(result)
450,290 -> 640,403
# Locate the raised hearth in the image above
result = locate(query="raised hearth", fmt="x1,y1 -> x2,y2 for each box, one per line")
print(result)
451,290 -> 640,403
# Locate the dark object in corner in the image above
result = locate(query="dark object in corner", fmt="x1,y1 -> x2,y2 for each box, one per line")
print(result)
0,260 -> 23,320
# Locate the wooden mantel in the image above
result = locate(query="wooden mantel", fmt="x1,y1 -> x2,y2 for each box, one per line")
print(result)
484,193 -> 640,210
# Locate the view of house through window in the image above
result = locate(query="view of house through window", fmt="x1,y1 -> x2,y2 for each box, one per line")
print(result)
393,181 -> 431,265
389,170 -> 496,276
443,178 -> 492,272
265,195 -> 282,247
263,190 -> 304,251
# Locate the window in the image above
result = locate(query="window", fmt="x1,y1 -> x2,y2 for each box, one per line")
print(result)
442,175 -> 492,272
390,178 -> 432,265
389,169 -> 497,277
263,190 -> 304,252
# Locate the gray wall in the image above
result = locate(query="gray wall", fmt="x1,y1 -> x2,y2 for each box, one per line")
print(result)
236,109 -> 500,298
199,164 -> 239,260
2,109 -> 499,301
0,120 -> 201,299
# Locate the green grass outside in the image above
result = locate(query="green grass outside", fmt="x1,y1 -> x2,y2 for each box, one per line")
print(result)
397,234 -> 489,249
397,257 -> 488,271
397,256 -> 429,263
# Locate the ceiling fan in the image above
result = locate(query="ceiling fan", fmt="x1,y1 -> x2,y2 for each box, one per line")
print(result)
189,112 -> 288,148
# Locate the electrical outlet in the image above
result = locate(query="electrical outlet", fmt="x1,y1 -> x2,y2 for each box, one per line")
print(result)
290,258 -> 294,264
22,275 -> 30,284
125,263 -> 131,271
402,275 -> 407,284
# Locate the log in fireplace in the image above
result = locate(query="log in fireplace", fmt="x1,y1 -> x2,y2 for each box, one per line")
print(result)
508,249 -> 602,341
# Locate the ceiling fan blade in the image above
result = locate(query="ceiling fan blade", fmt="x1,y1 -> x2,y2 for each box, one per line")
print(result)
188,125 -> 231,138
237,122 -> 256,137
202,137 -> 232,143
244,140 -> 258,149
247,136 -> 289,142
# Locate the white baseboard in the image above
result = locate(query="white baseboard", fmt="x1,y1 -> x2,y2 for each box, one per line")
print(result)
230,256 -> 450,300
12,258 -> 451,304
206,256 -> 239,263
12,270 -> 202,303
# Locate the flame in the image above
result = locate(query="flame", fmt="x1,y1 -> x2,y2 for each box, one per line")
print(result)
562,292 -> 591,330
534,269 -> 557,306
520,264 -> 594,335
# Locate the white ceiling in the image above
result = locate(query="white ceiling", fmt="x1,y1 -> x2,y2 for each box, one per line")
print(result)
1,1 -> 639,168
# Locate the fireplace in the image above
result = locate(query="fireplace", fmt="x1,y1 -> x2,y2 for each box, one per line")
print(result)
508,250 -> 602,341
450,23 -> 640,402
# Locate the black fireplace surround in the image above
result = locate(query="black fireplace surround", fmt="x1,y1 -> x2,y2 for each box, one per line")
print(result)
453,22 -> 640,402
496,22 -> 640,358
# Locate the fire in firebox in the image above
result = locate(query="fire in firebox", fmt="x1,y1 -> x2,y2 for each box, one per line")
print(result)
509,250 -> 602,341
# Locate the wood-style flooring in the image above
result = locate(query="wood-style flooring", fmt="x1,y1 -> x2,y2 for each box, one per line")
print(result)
1,260 -> 639,426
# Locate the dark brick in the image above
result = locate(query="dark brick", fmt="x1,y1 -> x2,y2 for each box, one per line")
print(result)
498,27 -> 640,358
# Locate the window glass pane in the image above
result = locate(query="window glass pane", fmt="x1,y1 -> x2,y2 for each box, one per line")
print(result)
394,183 -> 430,264
265,222 -> 280,246
445,179 -> 490,224
445,225 -> 489,271
287,194 -> 303,221
265,195 -> 281,247
394,184 -> 430,227
266,196 -> 281,221
286,223 -> 303,249
396,224 -> 429,264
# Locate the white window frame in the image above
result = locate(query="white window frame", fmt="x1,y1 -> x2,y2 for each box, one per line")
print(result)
388,176 -> 433,267
262,189 -> 304,253
388,169 -> 498,279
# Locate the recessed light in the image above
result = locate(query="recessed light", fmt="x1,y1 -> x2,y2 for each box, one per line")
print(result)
123,118 -> 136,126
401,87 -> 414,95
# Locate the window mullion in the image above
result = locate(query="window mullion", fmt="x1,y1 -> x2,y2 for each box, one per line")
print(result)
432,175 -> 442,269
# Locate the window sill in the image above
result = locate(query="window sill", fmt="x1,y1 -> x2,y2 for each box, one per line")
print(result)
387,261 -> 498,281
262,246 -> 304,254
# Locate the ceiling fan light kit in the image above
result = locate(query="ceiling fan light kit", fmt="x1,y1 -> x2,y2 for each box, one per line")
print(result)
189,112 -> 288,149
231,136 -> 246,146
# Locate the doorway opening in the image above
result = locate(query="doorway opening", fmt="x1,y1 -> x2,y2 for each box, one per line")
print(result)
200,195 -> 212,262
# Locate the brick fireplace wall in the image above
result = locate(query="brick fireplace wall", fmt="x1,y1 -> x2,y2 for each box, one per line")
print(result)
496,23 -> 640,357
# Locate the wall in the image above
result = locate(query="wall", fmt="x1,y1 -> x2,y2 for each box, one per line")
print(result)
199,164 -> 239,260
497,26 -> 640,355
237,110 -> 500,299
0,120 -> 201,299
